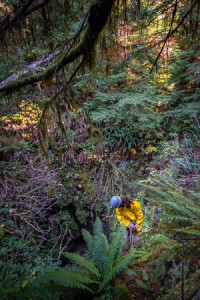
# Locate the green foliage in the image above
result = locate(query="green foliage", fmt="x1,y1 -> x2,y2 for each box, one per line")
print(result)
102,127 -> 139,154
24,217 -> 136,299
0,140 -> 36,153
164,102 -> 200,138
163,48 -> 200,136
82,229 -> 94,256
0,243 -> 60,300
140,181 -> 200,226
38,268 -> 98,292
0,160 -> 21,173
84,81 -> 165,153
150,137 -> 200,188
76,139 -> 95,151
64,253 -> 100,277
135,131 -> 200,298
135,279 -> 152,292
160,273 -> 200,300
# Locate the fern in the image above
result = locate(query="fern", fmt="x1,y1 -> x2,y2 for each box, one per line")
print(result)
139,181 -> 200,227
84,85 -> 164,152
63,253 -> 100,277
153,260 -> 166,280
99,248 -> 135,291
175,228 -> 200,235
82,229 -> 94,256
30,218 -> 135,298
93,217 -> 103,238
135,279 -> 152,292
105,224 -> 126,271
93,234 -> 105,273
36,269 -> 98,292
101,234 -> 110,256
142,269 -> 149,281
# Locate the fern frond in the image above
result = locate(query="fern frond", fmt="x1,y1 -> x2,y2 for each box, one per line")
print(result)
165,202 -> 194,219
135,279 -> 152,291
162,215 -> 194,224
63,252 -> 100,277
99,248 -> 135,291
93,217 -> 103,238
114,228 -> 126,260
167,190 -> 200,218
17,284 -> 67,300
124,268 -> 138,277
105,224 -> 126,271
38,269 -> 98,293
176,227 -> 200,235
82,229 -> 94,256
93,234 -> 105,273
101,234 -> 109,256
139,182 -> 200,225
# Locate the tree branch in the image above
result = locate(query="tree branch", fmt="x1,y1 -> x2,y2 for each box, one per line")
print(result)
150,0 -> 178,73
0,0 -> 115,95
0,0 -> 35,33
150,0 -> 199,73
0,0 -> 50,35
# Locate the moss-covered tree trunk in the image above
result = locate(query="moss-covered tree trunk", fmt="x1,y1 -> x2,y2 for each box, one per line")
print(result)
0,0 -> 115,94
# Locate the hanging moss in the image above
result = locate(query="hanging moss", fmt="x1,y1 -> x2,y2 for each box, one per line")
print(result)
0,0 -> 115,95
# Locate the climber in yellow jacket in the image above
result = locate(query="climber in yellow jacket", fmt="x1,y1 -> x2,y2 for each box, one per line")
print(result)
110,195 -> 143,249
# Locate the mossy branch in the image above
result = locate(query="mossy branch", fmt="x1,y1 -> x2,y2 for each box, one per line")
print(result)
0,0 -> 115,95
